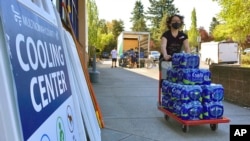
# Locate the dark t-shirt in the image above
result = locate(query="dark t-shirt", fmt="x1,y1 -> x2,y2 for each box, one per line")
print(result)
160,30 -> 188,60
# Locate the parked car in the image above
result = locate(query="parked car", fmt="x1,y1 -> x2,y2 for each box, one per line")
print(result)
243,48 -> 250,54
148,51 -> 160,60
101,52 -> 110,59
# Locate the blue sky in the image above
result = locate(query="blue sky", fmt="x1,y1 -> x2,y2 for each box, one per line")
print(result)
95,0 -> 221,31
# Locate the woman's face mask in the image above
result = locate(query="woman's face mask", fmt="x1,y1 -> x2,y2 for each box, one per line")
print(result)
172,22 -> 181,29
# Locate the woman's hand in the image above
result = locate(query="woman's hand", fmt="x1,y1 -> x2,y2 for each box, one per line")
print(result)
163,54 -> 171,61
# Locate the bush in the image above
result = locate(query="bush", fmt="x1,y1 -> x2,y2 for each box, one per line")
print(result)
241,54 -> 250,66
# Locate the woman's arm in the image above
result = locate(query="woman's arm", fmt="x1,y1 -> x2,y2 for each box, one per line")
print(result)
161,37 -> 171,60
183,39 -> 191,53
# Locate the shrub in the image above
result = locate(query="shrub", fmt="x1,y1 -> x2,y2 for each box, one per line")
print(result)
241,54 -> 250,66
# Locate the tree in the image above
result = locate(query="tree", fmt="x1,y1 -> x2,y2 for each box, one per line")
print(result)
146,0 -> 179,47
212,0 -> 250,43
96,19 -> 123,53
188,8 -> 198,49
209,17 -> 220,34
111,19 -> 124,42
146,0 -> 179,29
130,0 -> 148,31
87,0 -> 99,56
98,19 -> 108,34
151,13 -> 168,48
159,13 -> 168,36
199,27 -> 212,42
96,19 -> 110,53
212,24 -> 231,41
99,33 -> 116,52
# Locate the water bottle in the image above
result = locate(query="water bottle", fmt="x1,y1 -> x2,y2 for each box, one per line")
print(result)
179,53 -> 200,68
162,95 -> 171,109
181,69 -> 192,85
173,100 -> 182,117
203,101 -> 224,119
181,101 -> 203,120
188,53 -> 200,68
179,53 -> 188,68
202,84 -> 224,102
176,84 -> 183,100
177,69 -> 184,83
172,53 -> 182,68
178,68 -> 211,85
200,69 -> 211,85
161,80 -> 170,95
188,85 -> 202,102
181,85 -> 202,103
189,101 -> 203,120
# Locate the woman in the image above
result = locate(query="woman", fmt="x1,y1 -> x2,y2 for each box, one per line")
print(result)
160,14 -> 190,61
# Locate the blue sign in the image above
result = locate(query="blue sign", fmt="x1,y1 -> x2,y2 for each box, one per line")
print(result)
0,1 -> 72,140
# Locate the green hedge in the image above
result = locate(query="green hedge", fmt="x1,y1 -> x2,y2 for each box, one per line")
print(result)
241,54 -> 250,65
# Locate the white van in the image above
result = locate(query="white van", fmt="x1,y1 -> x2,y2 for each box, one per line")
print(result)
200,42 -> 239,65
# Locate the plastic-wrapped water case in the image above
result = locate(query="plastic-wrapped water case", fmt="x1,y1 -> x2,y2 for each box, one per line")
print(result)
203,101 -> 224,119
180,53 -> 200,69
181,101 -> 203,120
173,100 -> 182,117
181,85 -> 202,103
161,80 -> 170,95
171,83 -> 183,101
166,68 -> 178,83
162,80 -> 173,96
178,69 -> 211,85
201,84 -> 224,102
162,95 -> 174,112
172,53 -> 200,69
200,69 -> 212,85
172,53 -> 182,68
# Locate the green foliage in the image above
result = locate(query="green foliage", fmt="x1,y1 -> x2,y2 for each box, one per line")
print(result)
188,8 -> 198,48
132,18 -> 148,31
96,19 -> 124,53
98,19 -> 108,34
89,0 -> 124,56
212,24 -> 231,41
111,20 -> 124,41
209,17 -> 220,34
146,0 -> 179,29
87,0 -> 99,56
241,54 -> 250,66
159,13 -> 168,35
96,31 -> 112,51
212,0 -> 250,43
146,0 -> 179,46
149,13 -> 168,43
96,20 -> 123,53
130,0 -> 148,31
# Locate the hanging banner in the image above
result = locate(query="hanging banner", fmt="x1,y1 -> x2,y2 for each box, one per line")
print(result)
0,0 -> 81,140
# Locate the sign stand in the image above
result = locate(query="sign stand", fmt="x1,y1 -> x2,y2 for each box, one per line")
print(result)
0,0 -> 101,140
61,2 -> 104,128
0,15 -> 22,141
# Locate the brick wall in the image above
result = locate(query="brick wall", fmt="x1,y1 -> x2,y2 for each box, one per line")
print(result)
209,64 -> 250,107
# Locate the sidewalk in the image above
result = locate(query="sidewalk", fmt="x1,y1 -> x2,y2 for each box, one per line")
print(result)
92,61 -> 250,141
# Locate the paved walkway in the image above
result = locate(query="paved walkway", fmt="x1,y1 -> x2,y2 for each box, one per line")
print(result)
92,61 -> 250,141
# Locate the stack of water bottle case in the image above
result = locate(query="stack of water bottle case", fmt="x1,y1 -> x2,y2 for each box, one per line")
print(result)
161,53 -> 224,120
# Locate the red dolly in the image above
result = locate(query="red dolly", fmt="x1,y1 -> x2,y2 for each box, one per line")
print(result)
158,105 -> 230,132
157,62 -> 230,133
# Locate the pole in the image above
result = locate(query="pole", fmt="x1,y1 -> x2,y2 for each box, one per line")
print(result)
89,47 -> 100,83
138,34 -> 141,68
92,48 -> 96,72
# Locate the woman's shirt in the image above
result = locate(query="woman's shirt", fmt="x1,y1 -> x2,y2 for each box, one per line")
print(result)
161,30 -> 188,57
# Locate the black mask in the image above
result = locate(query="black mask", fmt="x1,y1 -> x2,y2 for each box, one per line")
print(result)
172,22 -> 181,29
